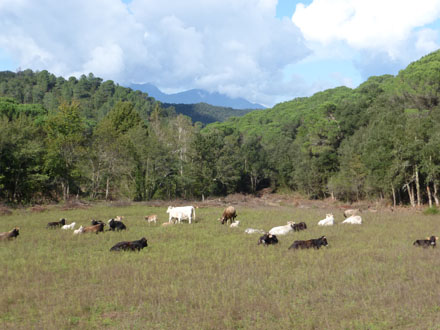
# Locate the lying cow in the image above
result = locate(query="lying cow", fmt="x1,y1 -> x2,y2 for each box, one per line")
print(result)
230,221 -> 240,228
244,228 -> 265,234
289,236 -> 329,250
47,218 -> 66,229
61,222 -> 76,230
0,227 -> 20,241
108,218 -> 126,231
145,214 -> 158,224
73,226 -> 84,235
166,206 -> 195,224
110,237 -> 148,251
343,208 -> 360,218
342,215 -> 362,225
293,222 -> 307,231
258,233 -> 279,246
82,223 -> 105,234
269,221 -> 295,235
318,214 -> 334,226
413,236 -> 438,248
219,206 -> 237,225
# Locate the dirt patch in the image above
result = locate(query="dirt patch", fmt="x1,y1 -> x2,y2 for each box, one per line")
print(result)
30,205 -> 48,213
0,206 -> 12,216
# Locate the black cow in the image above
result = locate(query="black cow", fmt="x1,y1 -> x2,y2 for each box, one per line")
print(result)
289,236 -> 328,250
47,218 -> 66,229
108,218 -> 127,231
413,236 -> 438,248
91,219 -> 104,225
110,237 -> 148,251
293,222 -> 307,231
258,233 -> 279,246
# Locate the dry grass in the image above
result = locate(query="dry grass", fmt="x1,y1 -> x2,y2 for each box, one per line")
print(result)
1,203 -> 440,329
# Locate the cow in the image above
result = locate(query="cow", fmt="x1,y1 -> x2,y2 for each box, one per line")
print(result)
108,218 -> 127,231
73,226 -> 84,235
343,208 -> 360,218
116,216 -> 125,222
269,221 -> 295,236
342,215 -> 362,225
0,227 -> 20,241
318,214 -> 334,226
61,222 -> 76,230
47,218 -> 66,229
82,223 -> 105,234
293,222 -> 307,231
244,228 -> 265,234
166,206 -> 196,224
145,214 -> 158,224
110,237 -> 148,252
413,236 -> 438,248
289,236 -> 329,250
91,219 -> 104,225
230,220 -> 240,228
219,206 -> 237,225
258,233 -> 279,246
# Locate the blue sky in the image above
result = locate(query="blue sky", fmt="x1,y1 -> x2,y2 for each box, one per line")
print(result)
0,0 -> 439,106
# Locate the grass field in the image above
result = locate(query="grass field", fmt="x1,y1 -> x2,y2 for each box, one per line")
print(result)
1,202 -> 440,329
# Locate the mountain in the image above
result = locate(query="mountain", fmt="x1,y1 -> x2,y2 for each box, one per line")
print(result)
129,83 -> 265,109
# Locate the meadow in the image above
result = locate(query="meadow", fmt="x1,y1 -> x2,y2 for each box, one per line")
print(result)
1,201 -> 440,329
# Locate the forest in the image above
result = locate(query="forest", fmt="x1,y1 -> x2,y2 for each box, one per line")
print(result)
1,50 -> 440,206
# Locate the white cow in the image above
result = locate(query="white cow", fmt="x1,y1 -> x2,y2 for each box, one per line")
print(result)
166,206 -> 196,224
244,228 -> 265,234
318,214 -> 334,226
61,222 -> 76,230
343,208 -> 360,218
269,221 -> 295,236
73,225 -> 84,235
342,215 -> 362,224
229,220 -> 240,228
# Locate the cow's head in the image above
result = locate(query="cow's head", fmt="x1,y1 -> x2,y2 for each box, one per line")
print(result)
166,206 -> 173,213
320,236 -> 328,247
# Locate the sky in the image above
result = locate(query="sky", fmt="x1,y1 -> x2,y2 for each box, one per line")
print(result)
0,0 -> 439,107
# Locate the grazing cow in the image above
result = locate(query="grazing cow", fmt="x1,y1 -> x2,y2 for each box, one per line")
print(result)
289,236 -> 329,250
343,208 -> 360,218
317,214 -> 334,226
61,222 -> 76,230
219,206 -> 237,225
145,214 -> 157,224
229,220 -> 240,228
110,237 -> 148,251
258,233 -> 279,246
166,206 -> 196,224
244,228 -> 265,234
91,219 -> 104,225
47,218 -> 66,229
73,226 -> 84,235
269,221 -> 295,236
413,236 -> 438,248
0,227 -> 20,241
107,218 -> 127,231
82,223 -> 105,234
342,215 -> 362,225
293,222 -> 307,231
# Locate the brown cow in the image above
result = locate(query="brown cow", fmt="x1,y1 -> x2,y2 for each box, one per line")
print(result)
0,227 -> 20,241
82,223 -> 106,234
219,206 -> 237,225
145,214 -> 157,224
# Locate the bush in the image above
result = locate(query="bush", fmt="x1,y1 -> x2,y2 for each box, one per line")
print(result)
423,206 -> 439,215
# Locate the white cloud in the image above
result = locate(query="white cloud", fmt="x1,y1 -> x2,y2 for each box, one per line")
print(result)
0,0 -> 310,106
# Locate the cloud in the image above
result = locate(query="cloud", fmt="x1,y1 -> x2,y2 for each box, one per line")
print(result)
0,0 -> 310,106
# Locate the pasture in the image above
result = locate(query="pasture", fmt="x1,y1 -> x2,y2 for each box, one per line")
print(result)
1,202 -> 440,329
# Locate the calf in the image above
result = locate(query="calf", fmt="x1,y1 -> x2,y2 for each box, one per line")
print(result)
0,227 -> 20,241
82,223 -> 105,234
413,236 -> 438,248
342,215 -> 362,225
343,208 -> 360,218
73,226 -> 84,235
293,222 -> 307,231
318,214 -> 334,226
289,236 -> 329,250
244,228 -> 265,234
61,222 -> 76,230
110,237 -> 148,251
269,221 -> 295,236
230,220 -> 240,228
219,206 -> 237,225
108,218 -> 127,231
145,214 -> 157,224
258,233 -> 279,246
47,218 -> 66,229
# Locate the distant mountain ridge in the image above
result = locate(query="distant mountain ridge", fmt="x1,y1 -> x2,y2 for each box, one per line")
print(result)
129,83 -> 265,110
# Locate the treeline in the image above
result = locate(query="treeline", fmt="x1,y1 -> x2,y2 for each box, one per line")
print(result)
2,50 -> 440,205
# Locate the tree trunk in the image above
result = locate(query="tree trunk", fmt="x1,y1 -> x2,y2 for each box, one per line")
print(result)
391,185 -> 396,208
105,177 -> 110,201
406,183 -> 415,207
415,166 -> 421,206
427,184 -> 433,208
434,182 -> 440,207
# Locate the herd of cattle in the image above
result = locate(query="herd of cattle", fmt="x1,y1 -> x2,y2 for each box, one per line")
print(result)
1,205 -> 439,250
